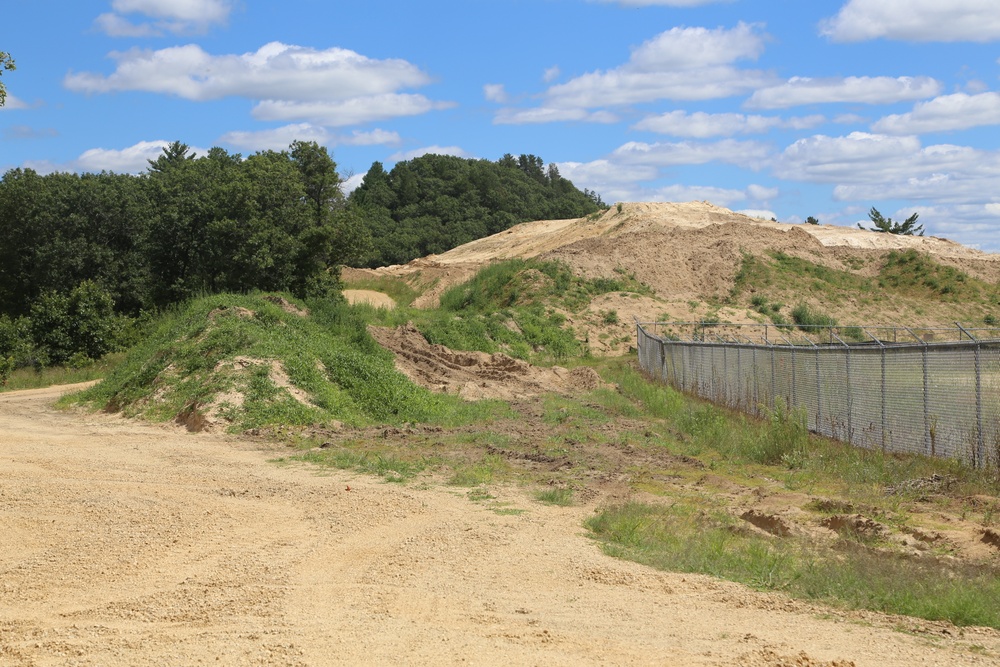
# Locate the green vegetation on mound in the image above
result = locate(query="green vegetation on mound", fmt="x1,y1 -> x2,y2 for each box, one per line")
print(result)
69,293 -> 507,430
730,249 -> 1000,326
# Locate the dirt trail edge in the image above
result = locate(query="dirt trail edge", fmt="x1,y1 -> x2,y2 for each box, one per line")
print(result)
1,385 -> 997,666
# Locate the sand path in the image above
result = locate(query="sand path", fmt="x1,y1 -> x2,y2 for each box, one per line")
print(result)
1,384 -> 998,666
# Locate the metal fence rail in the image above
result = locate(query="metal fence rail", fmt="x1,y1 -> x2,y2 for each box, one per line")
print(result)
637,322 -> 1000,467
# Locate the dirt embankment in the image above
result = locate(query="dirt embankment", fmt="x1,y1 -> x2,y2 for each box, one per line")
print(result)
3,384 -> 1000,665
349,201 -> 1000,308
368,323 -> 604,401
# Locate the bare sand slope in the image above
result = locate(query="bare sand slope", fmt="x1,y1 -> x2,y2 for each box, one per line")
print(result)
3,385 -> 998,666
351,202 -> 1000,309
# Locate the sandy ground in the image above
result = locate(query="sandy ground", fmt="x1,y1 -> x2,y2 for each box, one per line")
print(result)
342,290 -> 397,309
3,385 -> 1000,666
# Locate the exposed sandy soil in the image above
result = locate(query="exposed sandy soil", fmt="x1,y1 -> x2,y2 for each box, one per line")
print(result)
345,202 -> 1000,341
342,289 -> 397,309
3,384 -> 1000,666
367,323 -> 605,400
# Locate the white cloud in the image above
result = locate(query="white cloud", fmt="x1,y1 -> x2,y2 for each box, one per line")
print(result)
45,140 -> 209,174
341,129 -> 401,146
498,23 -> 771,124
556,156 -> 774,207
219,123 -> 332,151
545,23 -> 769,109
388,146 -> 472,162
252,94 -> 454,127
494,107 -> 618,125
737,209 -> 778,220
746,76 -> 941,109
611,138 -> 771,169
632,110 -> 824,137
96,0 -> 234,36
64,42 -> 451,128
747,184 -> 779,201
342,173 -> 365,195
872,92 -> 1000,134
543,66 -> 561,83
219,124 -> 402,152
821,0 -> 1000,43
66,42 -> 432,103
554,160 -> 660,188
93,13 -> 161,37
0,94 -> 28,110
483,83 -> 508,103
774,132 -> 988,186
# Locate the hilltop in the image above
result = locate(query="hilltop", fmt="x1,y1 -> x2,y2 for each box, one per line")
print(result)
346,201 -> 1000,352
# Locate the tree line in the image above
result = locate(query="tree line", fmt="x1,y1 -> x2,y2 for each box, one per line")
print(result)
0,143 -> 603,370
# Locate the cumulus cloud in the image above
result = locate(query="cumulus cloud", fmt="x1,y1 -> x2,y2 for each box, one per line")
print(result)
774,132 -> 983,185
542,66 -> 561,83
872,92 -> 1000,134
483,83 -> 508,103
219,123 -> 332,151
820,0 -> 1000,43
746,76 -> 941,109
496,23 -> 771,124
632,110 -> 824,137
95,0 -> 234,36
737,209 -> 778,220
252,95 -> 455,127
219,124 -> 402,152
64,42 -> 451,128
773,132 -> 1000,241
342,173 -> 365,195
388,145 -> 472,161
611,138 -> 771,169
66,43 -> 433,102
28,140 -> 210,174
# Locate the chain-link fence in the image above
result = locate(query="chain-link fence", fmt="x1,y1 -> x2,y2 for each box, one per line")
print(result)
637,322 -> 1000,467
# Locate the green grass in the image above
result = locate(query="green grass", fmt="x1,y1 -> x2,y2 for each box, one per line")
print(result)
535,487 -> 574,506
66,293 -> 510,431
587,501 -> 1000,629
0,352 -> 125,392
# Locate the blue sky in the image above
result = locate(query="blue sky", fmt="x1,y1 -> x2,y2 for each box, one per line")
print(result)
3,1 -> 1000,249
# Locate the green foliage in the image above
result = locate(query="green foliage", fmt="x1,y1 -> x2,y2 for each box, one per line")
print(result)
29,281 -> 123,365
0,141 -> 369,320
601,309 -> 620,325
804,216 -> 819,225
878,249 -> 979,301
414,259 -> 646,362
72,294 -> 508,431
0,51 -> 13,107
349,153 -> 604,267
861,207 -> 923,236
790,303 -> 838,331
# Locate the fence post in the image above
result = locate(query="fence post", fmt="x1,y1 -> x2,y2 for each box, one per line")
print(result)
815,344 -> 822,432
957,323 -> 984,467
833,332 -> 852,444
903,326 -> 931,456
862,327 -> 887,450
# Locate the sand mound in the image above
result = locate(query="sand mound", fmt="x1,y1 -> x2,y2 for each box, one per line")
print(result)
368,324 -> 605,401
343,289 -> 397,309
353,201 -> 1000,305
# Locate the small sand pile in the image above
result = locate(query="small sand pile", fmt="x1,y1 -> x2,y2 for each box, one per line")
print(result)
368,324 -> 605,401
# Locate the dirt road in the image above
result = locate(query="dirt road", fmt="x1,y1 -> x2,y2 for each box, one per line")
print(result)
2,385 -> 998,666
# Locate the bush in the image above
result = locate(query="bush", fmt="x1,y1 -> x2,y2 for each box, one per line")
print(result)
29,280 -> 124,365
